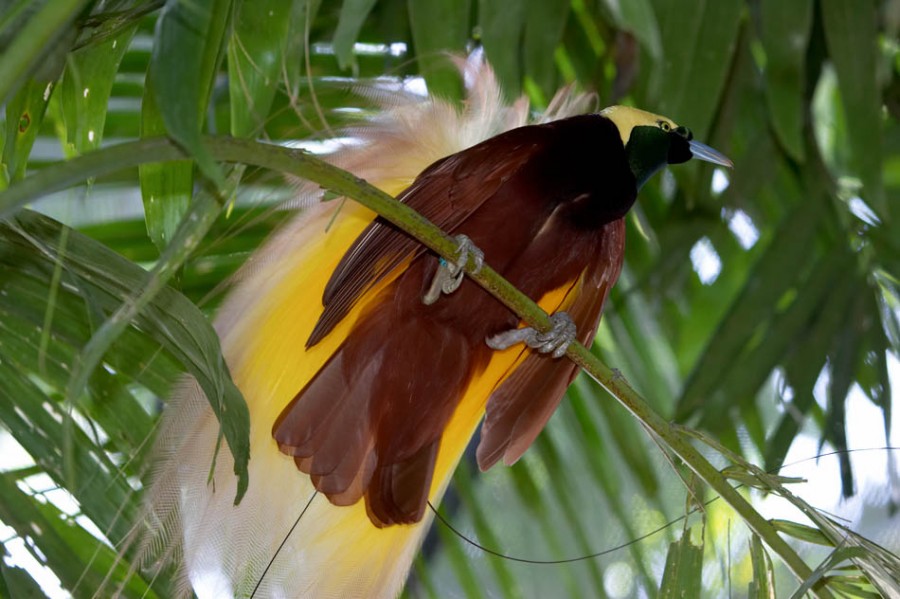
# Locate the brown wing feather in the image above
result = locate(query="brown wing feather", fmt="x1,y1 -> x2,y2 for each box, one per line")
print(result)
276,114 -> 635,525
306,133 -> 544,347
476,218 -> 626,470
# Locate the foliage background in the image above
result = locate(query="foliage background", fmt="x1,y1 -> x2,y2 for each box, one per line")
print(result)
0,0 -> 899,597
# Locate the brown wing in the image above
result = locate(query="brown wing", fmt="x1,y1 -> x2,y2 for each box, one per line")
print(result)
306,130 -> 545,347
276,114 -> 634,526
475,218 -> 626,470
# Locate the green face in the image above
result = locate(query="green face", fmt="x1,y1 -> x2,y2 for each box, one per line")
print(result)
624,123 -> 693,190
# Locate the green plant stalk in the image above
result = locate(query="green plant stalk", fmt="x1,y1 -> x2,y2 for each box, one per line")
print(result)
0,0 -> 91,104
0,136 -> 821,591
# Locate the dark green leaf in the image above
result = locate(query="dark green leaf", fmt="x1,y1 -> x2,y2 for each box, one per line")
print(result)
712,250 -> 852,424
478,0 -> 525,97
1,78 -> 55,184
677,204 -> 822,423
649,0 -> 743,139
407,0 -> 470,99
764,269 -> 859,472
0,0 -> 85,104
759,0 -> 812,161
1,210 -> 250,504
821,0 -> 884,211
0,540 -> 46,599
149,0 -> 231,186
522,0 -> 569,101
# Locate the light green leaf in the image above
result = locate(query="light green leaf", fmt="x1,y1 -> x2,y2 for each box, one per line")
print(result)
659,526 -> 703,598
770,519 -> 833,546
748,534 -> 776,599
60,25 -> 136,155
334,0 -> 378,71
140,71 -> 193,254
602,0 -> 661,59
229,0 -> 295,137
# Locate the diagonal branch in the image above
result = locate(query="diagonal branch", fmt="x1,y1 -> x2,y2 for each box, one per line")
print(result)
0,135 -> 823,593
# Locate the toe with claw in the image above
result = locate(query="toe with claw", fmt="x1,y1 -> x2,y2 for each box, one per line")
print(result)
423,234 -> 484,305
486,312 -> 577,359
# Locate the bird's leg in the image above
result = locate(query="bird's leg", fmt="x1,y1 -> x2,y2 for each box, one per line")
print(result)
485,312 -> 577,359
422,234 -> 484,305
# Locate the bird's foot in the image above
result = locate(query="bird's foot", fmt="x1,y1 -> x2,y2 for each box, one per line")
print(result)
486,312 -> 576,359
422,234 -> 484,305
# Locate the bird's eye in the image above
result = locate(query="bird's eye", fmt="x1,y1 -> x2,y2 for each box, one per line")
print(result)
658,120 -> 671,132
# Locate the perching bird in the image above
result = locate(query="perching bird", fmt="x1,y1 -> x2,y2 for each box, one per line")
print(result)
139,59 -> 731,598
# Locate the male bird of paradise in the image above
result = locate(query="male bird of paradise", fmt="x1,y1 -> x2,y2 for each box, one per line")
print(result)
141,59 -> 731,598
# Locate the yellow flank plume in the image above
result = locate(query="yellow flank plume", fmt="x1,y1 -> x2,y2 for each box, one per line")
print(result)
180,193 -> 586,598
146,55 -> 601,599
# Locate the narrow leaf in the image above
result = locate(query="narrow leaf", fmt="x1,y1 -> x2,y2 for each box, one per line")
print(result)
60,25 -> 136,154
523,0 -> 570,100
677,205 -> 822,422
140,72 -> 193,253
2,210 -> 251,504
649,0 -> 743,139
821,0 -> 884,211
333,0 -> 378,71
759,0 -> 812,161
659,527 -> 704,599
601,0 -> 661,59
228,0 -> 294,137
478,0 -> 525,97
407,0 -> 470,99
748,533 -> 776,599
150,0 -> 231,186
0,0 -> 86,104
770,519 -> 833,546
0,471 -> 159,598
1,78 -> 55,184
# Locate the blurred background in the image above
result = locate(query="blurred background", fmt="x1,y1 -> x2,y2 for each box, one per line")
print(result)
0,0 -> 899,596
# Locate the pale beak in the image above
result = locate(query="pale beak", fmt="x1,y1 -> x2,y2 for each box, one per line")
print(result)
689,140 -> 733,168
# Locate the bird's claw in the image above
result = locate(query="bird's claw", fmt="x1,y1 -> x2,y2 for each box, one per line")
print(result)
422,234 -> 484,305
485,312 -> 577,359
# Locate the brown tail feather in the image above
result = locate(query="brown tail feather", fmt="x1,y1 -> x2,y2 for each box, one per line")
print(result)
275,265 -> 488,524
366,440 -> 440,527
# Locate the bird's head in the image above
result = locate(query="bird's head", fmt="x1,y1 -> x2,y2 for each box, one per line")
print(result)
601,105 -> 733,190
